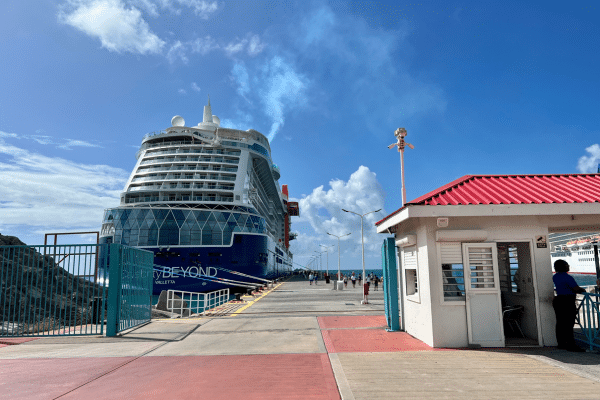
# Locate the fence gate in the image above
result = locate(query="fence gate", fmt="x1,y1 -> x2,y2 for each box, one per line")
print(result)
106,244 -> 154,337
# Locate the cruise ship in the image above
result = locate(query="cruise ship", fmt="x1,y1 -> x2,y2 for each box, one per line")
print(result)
549,232 -> 600,275
99,99 -> 298,294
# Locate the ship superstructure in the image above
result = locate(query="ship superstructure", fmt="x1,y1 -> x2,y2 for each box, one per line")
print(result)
99,99 -> 297,293
549,232 -> 600,275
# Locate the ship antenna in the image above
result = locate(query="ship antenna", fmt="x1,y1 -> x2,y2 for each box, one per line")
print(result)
203,94 -> 213,124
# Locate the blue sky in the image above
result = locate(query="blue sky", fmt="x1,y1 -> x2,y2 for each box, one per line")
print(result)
1,1 -> 599,272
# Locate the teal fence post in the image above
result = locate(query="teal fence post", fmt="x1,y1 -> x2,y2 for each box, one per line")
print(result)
106,244 -> 122,337
382,238 -> 400,332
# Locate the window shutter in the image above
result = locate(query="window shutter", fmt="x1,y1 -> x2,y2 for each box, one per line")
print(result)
403,245 -> 417,269
440,242 -> 462,264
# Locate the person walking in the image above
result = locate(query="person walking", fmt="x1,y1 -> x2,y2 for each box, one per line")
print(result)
351,272 -> 356,288
343,275 -> 348,288
308,272 -> 313,285
314,273 -> 318,285
366,274 -> 371,289
374,275 -> 379,291
552,259 -> 586,352
362,280 -> 369,304
358,274 -> 362,286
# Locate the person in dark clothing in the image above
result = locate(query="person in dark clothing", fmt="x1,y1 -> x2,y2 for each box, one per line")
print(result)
552,259 -> 586,352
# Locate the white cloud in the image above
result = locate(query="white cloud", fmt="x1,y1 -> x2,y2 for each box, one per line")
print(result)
57,139 -> 103,150
224,38 -> 247,56
259,56 -> 308,141
296,5 -> 445,128
178,88 -> 187,94
247,34 -> 265,56
166,40 -> 188,63
3,131 -> 102,150
58,0 -> 165,54
189,35 -> 219,55
228,56 -> 308,141
0,139 -> 128,233
191,82 -> 201,92
296,166 -> 386,253
174,0 -> 217,18
577,144 -> 600,173
224,33 -> 266,57
231,62 -> 250,98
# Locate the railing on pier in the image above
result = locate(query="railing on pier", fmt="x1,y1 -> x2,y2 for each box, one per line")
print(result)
575,291 -> 600,351
0,243 -> 153,338
166,288 -> 230,316
0,244 -> 109,337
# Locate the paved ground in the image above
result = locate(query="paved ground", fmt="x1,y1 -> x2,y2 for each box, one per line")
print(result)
1,275 -> 600,399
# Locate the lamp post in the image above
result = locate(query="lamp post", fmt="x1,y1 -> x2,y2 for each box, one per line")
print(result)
388,127 -> 415,206
326,232 -> 351,281
342,208 -> 382,303
320,244 -> 333,277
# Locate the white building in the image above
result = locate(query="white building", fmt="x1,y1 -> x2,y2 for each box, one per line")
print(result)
376,174 -> 600,348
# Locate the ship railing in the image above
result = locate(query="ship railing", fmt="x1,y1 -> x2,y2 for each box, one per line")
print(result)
575,291 -> 600,351
166,289 -> 230,316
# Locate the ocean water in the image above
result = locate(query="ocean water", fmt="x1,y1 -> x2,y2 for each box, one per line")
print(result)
572,274 -> 599,287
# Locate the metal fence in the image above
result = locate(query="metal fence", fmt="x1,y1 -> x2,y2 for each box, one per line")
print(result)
106,244 -> 154,336
1,244 -> 108,337
1,243 -> 154,338
166,288 -> 230,316
575,292 -> 600,351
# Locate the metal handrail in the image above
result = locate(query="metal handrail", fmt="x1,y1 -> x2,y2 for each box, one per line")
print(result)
166,288 -> 230,315
575,292 -> 600,351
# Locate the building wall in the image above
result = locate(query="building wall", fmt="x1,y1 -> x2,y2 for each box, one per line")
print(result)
396,214 -> 591,348
399,224 -> 435,346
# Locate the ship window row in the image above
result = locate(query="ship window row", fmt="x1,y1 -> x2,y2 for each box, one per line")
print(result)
136,165 -> 238,174
131,173 -> 236,183
124,193 -> 234,204
140,156 -> 239,166
103,209 -> 266,246
128,182 -> 234,192
145,147 -> 241,157
142,140 -> 241,154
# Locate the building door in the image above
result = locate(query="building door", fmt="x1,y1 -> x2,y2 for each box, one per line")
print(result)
463,243 -> 505,347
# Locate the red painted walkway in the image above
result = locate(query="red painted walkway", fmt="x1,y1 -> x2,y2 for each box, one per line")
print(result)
1,314 -> 445,399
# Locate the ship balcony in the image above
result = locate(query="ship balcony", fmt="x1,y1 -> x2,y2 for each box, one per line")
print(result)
143,148 -> 240,157
130,174 -> 237,183
123,194 -> 234,204
272,164 -> 281,180
135,165 -> 238,174
140,157 -> 239,166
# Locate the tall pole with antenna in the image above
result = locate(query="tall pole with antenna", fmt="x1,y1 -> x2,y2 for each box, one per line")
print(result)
388,128 -> 415,206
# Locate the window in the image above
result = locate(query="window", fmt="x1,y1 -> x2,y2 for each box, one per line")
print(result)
439,242 -> 465,301
405,269 -> 418,295
402,245 -> 419,299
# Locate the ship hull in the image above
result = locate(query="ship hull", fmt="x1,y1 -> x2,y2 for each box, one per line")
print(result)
99,234 -> 288,295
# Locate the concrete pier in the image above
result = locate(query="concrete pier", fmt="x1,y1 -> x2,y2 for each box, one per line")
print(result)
1,275 -> 599,399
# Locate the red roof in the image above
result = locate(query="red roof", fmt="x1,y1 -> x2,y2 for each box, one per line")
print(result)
376,174 -> 600,226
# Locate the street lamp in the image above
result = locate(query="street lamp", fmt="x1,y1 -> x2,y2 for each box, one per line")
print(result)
320,244 -> 334,277
326,232 -> 351,281
388,127 -> 415,206
342,208 -> 382,303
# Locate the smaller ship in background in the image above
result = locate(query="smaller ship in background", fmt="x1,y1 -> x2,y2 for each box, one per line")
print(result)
549,232 -> 600,275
